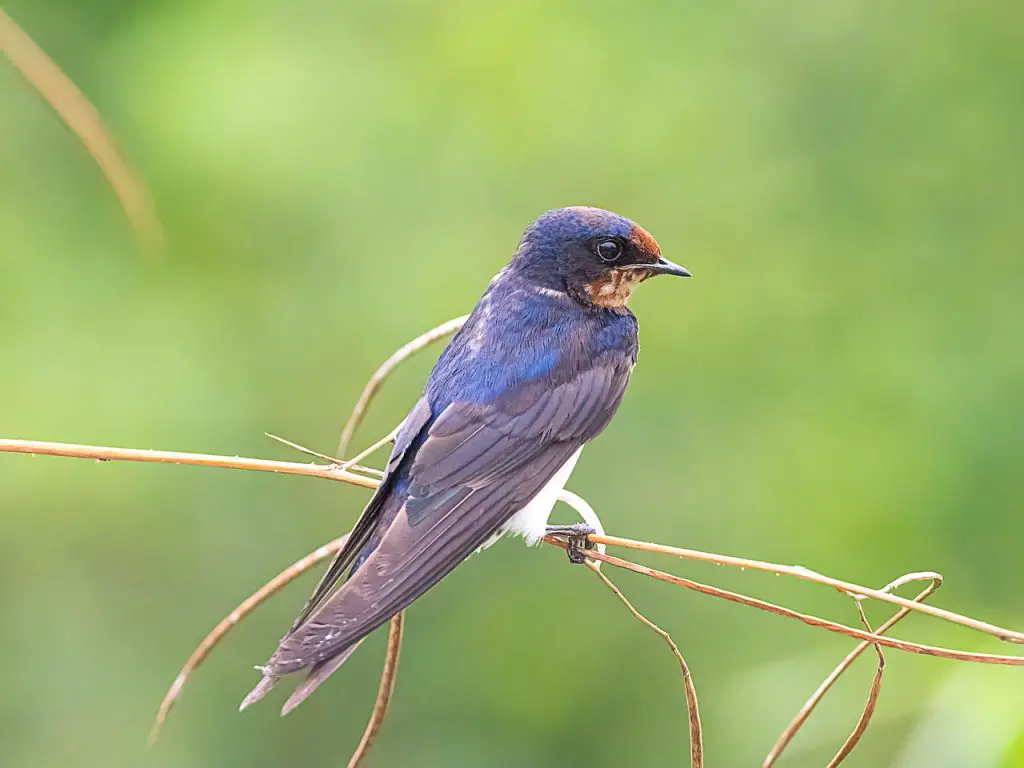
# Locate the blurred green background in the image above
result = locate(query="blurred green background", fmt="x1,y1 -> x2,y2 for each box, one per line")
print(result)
2,1 -> 1022,766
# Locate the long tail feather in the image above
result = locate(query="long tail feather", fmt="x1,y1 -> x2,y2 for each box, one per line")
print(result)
281,640 -> 364,716
239,668 -> 279,712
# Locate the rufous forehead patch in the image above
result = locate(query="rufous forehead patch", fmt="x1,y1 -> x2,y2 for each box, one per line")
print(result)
629,224 -> 661,262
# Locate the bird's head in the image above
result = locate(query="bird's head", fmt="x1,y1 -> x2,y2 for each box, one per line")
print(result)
512,206 -> 689,310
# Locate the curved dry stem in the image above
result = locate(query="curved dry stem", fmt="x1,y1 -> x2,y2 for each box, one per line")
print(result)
336,315 -> 468,457
827,601 -> 884,767
764,573 -> 941,767
588,563 -> 703,767
0,10 -> 164,253
574,546 -> 1024,666
348,612 -> 405,768
148,536 -> 348,744
589,534 -> 1024,645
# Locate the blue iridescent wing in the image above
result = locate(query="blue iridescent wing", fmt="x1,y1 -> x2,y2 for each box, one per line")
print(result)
269,355 -> 632,675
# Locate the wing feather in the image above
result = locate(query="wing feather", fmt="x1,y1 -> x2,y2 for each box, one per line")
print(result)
287,397 -> 432,629
269,356 -> 632,674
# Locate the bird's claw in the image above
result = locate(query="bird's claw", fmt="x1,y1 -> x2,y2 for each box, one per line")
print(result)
545,523 -> 596,565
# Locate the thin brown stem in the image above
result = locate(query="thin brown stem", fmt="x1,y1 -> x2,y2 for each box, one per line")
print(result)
588,563 -> 703,767
10,432 -> 1001,652
5,436 -> 1022,666
265,433 -> 384,477
348,612 -> 405,768
827,601 -> 884,767
570,546 -> 1024,666
764,574 -> 941,767
588,534 -> 1024,644
0,10 -> 164,253
0,438 -> 380,490
336,315 -> 468,457
148,536 -> 348,744
339,423 -> 402,472
266,432 -> 336,463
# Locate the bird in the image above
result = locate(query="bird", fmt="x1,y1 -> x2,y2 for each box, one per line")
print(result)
240,206 -> 690,714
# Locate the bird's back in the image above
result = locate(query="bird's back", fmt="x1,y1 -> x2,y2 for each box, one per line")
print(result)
428,271 -> 639,414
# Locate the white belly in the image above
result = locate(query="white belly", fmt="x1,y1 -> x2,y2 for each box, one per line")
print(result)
479,447 -> 583,551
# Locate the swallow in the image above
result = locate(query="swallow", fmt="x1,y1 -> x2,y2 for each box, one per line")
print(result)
241,206 -> 689,713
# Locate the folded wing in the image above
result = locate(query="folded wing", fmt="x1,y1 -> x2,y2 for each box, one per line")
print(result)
261,355 -> 633,684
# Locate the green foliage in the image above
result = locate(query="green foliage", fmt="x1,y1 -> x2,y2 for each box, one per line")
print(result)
1,1 -> 1022,765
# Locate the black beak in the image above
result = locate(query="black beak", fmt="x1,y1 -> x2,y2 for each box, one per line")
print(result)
624,257 -> 691,278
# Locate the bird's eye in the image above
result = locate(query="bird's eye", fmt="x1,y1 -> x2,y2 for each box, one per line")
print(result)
596,239 -> 622,262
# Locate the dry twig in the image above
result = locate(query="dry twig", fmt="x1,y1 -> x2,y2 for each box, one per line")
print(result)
575,547 -> 1023,666
589,562 -> 703,767
338,423 -> 402,474
265,432 -> 381,476
764,572 -> 941,766
0,438 -> 379,489
148,535 -> 348,743
0,10 -> 164,253
348,611 -> 405,768
336,315 -> 468,457
4,437 -> 1022,669
826,600 -> 884,767
6,439 -> 1023,669
589,535 -> 1023,644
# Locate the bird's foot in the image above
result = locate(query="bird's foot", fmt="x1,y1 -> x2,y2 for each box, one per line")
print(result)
545,523 -> 596,565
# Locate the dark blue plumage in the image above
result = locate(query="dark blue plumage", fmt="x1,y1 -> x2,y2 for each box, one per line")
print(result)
241,207 -> 689,713
427,270 -> 639,408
